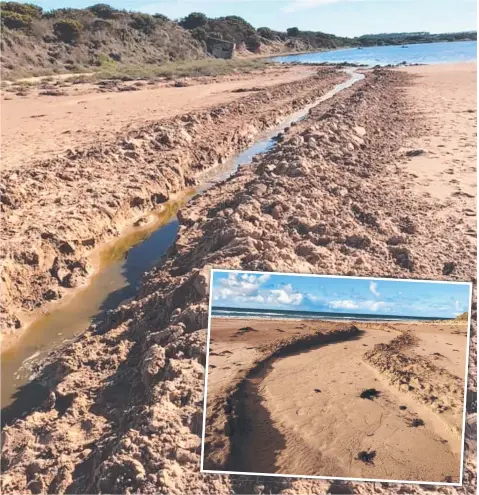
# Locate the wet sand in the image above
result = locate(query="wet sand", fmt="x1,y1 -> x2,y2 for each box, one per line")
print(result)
204,317 -> 469,483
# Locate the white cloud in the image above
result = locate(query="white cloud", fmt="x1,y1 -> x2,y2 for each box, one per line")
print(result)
266,284 -> 303,306
454,300 -> 467,313
328,300 -> 359,309
328,299 -> 388,312
361,300 -> 388,311
306,293 -> 325,303
214,273 -> 302,307
369,281 -> 380,297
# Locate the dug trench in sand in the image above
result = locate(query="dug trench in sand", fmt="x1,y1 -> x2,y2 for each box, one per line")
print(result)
203,318 -> 468,483
1,67 -> 476,495
0,67 -> 345,343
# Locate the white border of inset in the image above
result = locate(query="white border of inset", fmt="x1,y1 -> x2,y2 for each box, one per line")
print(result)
200,268 -> 473,487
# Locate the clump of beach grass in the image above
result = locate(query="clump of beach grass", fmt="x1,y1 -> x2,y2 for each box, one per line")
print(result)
93,58 -> 269,82
3,58 -> 270,86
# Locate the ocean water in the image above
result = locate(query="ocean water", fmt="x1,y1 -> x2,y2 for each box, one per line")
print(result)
270,40 -> 477,67
211,306 -> 449,322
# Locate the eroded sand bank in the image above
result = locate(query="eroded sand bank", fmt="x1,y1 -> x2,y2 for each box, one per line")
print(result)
1,65 -> 318,170
0,67 -> 344,340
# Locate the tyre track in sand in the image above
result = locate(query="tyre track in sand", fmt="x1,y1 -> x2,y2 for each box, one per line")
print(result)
244,324 -> 464,483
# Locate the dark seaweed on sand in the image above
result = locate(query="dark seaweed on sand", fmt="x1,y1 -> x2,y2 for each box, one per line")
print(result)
410,418 -> 425,427
357,450 -> 376,464
233,327 -> 259,337
234,327 -> 258,336
360,388 -> 380,400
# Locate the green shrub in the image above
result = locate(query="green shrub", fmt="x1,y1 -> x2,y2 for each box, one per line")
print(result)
97,52 -> 116,68
43,8 -> 89,20
245,34 -> 261,52
129,13 -> 155,34
219,15 -> 254,30
202,16 -> 256,46
88,4 -> 116,19
257,27 -> 274,39
208,31 -> 224,41
152,13 -> 169,22
179,12 -> 207,30
0,2 -> 42,18
191,27 -> 207,42
91,18 -> 111,31
53,19 -> 82,43
287,27 -> 300,37
1,10 -> 33,29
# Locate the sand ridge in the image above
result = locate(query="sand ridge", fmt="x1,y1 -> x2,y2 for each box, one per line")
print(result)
203,318 -> 363,471
1,65 -> 317,170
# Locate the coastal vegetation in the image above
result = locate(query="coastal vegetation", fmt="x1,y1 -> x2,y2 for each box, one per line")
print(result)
83,58 -> 268,82
356,31 -> 476,46
455,311 -> 469,321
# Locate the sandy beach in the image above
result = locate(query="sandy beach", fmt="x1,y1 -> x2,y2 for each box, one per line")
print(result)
1,60 -> 476,495
203,317 -> 468,482
402,62 -> 477,235
0,65 -> 318,170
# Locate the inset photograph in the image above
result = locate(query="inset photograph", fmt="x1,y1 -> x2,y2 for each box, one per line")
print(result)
201,270 -> 472,485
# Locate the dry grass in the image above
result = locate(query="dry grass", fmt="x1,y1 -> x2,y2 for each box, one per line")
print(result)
2,58 -> 269,87
0,58 -> 271,97
92,58 -> 269,81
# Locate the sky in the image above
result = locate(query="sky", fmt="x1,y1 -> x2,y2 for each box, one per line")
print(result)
31,1 -> 476,37
211,271 -> 471,318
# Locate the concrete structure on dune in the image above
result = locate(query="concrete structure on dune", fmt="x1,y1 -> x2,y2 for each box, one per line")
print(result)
208,37 -> 236,59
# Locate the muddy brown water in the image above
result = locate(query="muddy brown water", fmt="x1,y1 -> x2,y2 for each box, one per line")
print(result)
1,69 -> 365,426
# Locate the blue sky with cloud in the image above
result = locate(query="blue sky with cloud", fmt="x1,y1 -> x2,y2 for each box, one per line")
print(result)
211,271 -> 471,318
34,1 -> 476,37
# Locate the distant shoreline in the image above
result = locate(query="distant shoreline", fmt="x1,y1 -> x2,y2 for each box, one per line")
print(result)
211,307 -> 454,322
266,40 -> 476,67
211,314 -> 453,323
